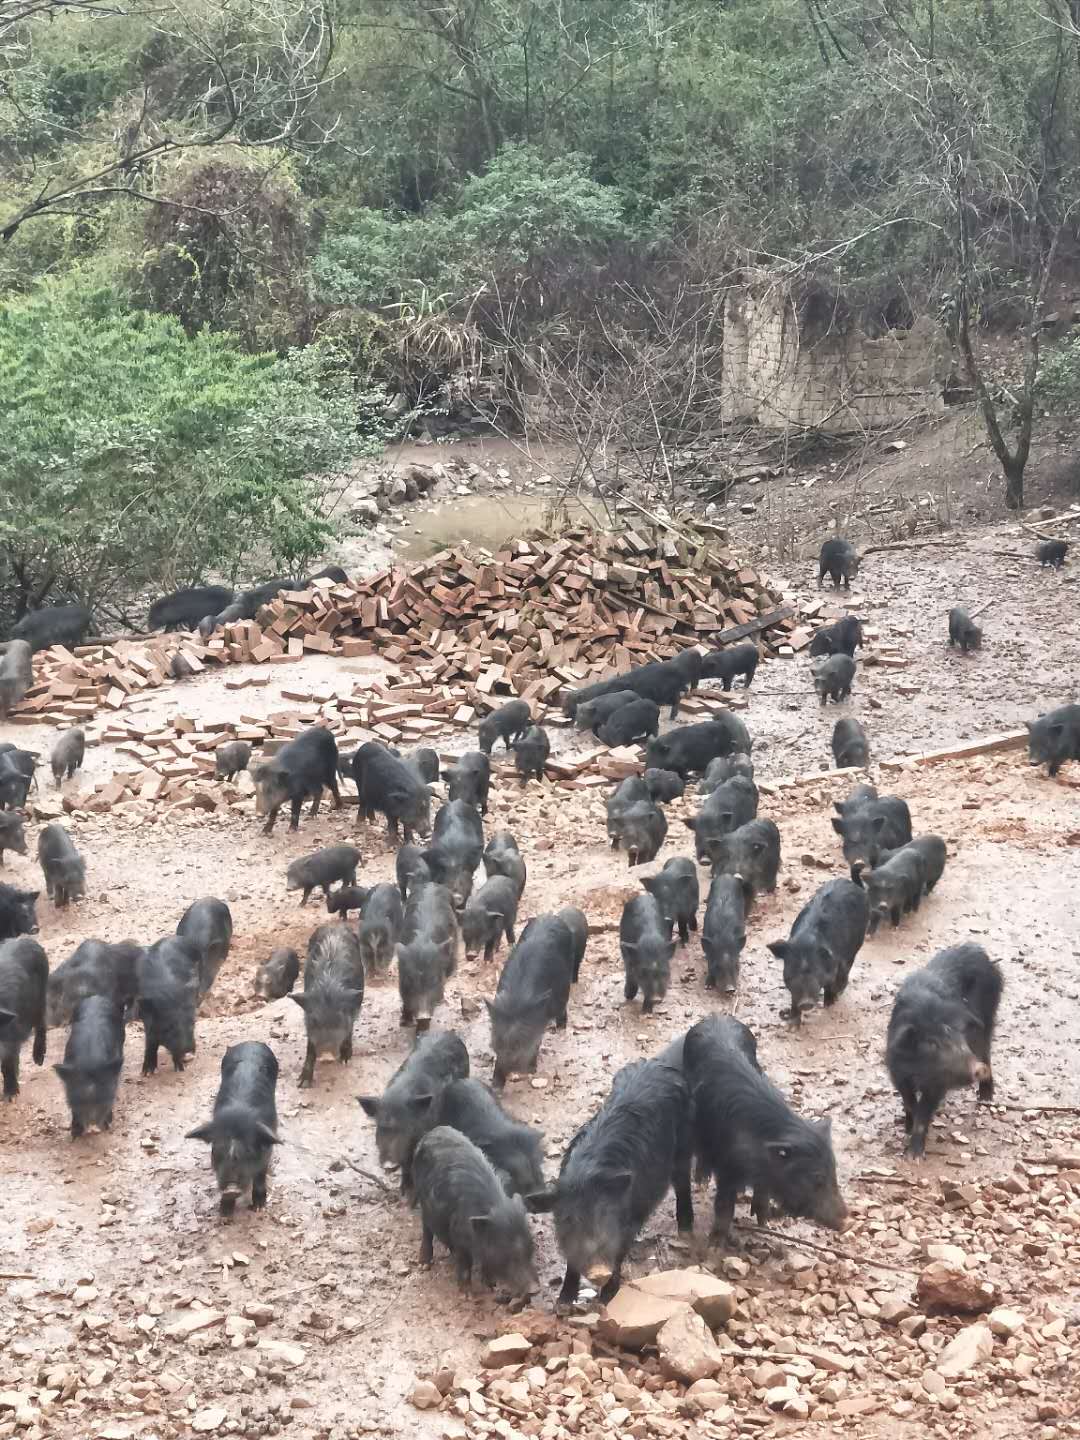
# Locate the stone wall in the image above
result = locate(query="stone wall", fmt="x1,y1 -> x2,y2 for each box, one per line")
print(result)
721,281 -> 947,433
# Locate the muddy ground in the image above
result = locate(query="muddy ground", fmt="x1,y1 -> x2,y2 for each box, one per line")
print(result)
2,479 -> 1080,1440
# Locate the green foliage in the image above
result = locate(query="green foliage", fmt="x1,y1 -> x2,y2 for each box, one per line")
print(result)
0,277 -> 376,620
1037,336 -> 1080,415
313,145 -> 627,308
138,156 -> 314,349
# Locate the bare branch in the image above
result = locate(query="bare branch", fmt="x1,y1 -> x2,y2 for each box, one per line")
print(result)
0,0 -> 337,241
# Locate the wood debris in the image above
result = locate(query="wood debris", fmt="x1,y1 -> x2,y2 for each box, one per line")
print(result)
14,527 -> 799,729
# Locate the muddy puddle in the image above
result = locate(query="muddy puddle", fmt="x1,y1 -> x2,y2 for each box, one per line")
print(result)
396,492 -> 597,559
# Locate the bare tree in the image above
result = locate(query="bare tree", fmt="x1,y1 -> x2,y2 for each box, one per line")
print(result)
0,0 -> 337,241
812,0 -> 1076,513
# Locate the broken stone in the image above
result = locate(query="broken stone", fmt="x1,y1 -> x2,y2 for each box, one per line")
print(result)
480,1334 -> 532,1368
191,1408 -> 228,1433
936,1323 -> 993,1377
764,1384 -> 800,1411
633,1269 -> 736,1329
753,1363 -> 787,1389
879,1296 -> 914,1325
925,1242 -> 967,1266
683,1381 -> 733,1419
257,1339 -> 306,1368
834,1396 -> 880,1417
799,1345 -> 854,1374
916,1261 -> 999,1314
163,1309 -> 224,1338
988,1307 -> 1025,1339
410,1380 -> 443,1410
656,1307 -> 725,1384
241,1301 -> 276,1326
600,1288 -> 690,1350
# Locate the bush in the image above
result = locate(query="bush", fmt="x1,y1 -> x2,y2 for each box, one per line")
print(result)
1037,336 -> 1080,415
0,277 -> 377,628
139,157 -> 314,350
312,144 -> 629,308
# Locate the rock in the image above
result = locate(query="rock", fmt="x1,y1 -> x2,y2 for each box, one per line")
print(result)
481,1334 -> 532,1368
834,1396 -> 880,1417
764,1384 -> 799,1411
191,1408 -> 228,1433
241,1301 -> 275,1326
600,1288 -> 691,1350
351,497 -> 381,524
410,1380 -> 443,1410
936,1323 -> 993,1377
879,1296 -> 914,1325
925,1242 -> 967,1266
917,1261 -> 999,1314
921,1369 -> 947,1397
656,1308 -> 725,1384
258,1339 -> 306,1368
988,1307 -> 1025,1339
684,1381 -> 732,1419
632,1269 -> 736,1328
753,1362 -> 787,1389
799,1346 -> 854,1374
163,1308 -> 224,1338
387,478 -> 408,505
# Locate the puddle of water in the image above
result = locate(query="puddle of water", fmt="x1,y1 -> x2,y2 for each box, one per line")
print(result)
396,493 -> 598,560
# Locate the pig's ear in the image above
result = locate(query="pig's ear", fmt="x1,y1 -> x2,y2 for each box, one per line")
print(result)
767,941 -> 788,960
289,993 -> 308,1012
357,1096 -> 379,1118
185,1123 -> 217,1144
1024,721 -> 1033,732
831,817 -> 846,835
52,1062 -> 73,1080
255,1122 -> 281,1146
817,1117 -> 833,1138
683,818 -> 697,832
890,1022 -> 918,1053
409,1092 -> 434,1114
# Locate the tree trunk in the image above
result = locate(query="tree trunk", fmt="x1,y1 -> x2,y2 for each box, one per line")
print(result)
1003,456 -> 1025,511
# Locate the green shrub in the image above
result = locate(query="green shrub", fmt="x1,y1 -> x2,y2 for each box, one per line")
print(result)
0,277 -> 377,625
312,144 -> 628,307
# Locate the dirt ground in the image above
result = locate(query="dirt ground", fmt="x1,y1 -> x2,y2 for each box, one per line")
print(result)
3,437 -> 1080,1440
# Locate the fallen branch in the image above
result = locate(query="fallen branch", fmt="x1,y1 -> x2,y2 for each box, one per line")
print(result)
337,1155 -> 394,1192
968,598 -> 996,620
1022,516 -> 1077,535
861,540 -> 958,555
855,1173 -> 920,1186
998,1103 -> 1080,1115
286,1139 -> 393,1192
0,1272 -> 35,1281
731,1222 -> 917,1274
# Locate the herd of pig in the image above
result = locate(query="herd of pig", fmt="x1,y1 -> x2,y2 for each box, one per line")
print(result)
0,533 -> 1077,1306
